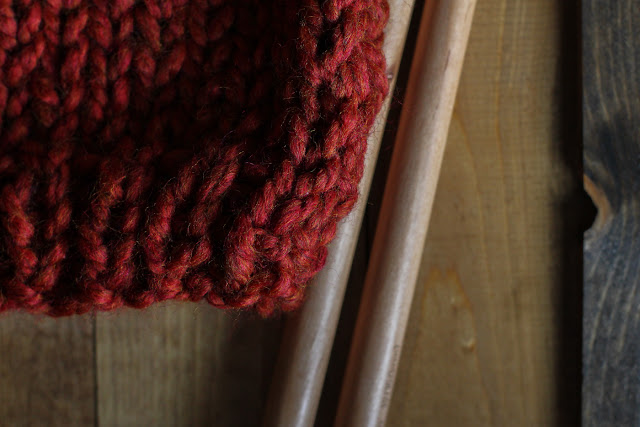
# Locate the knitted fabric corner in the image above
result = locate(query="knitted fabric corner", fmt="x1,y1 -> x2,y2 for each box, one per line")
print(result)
0,0 -> 389,316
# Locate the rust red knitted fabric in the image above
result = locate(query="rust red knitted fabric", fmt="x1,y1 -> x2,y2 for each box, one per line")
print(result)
0,0 -> 389,316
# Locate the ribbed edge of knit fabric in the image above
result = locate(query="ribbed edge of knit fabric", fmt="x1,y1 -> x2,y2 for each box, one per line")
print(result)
0,0 -> 389,316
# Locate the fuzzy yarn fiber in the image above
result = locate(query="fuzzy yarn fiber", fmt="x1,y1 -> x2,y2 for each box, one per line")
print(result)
0,0 -> 389,316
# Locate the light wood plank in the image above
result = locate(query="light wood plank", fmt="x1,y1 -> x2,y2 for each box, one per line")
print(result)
387,0 -> 579,425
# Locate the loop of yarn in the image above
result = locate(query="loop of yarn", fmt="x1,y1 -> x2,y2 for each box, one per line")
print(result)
0,0 -> 389,316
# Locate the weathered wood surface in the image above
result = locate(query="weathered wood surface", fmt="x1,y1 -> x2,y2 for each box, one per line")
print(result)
386,0 -> 583,425
582,2 -> 640,426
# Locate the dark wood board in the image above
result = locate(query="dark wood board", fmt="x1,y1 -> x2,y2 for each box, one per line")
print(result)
583,2 -> 640,425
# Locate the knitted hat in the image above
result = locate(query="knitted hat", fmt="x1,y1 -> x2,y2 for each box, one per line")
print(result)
0,0 -> 389,316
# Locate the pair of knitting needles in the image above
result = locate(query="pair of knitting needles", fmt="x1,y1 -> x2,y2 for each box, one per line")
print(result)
264,1 -> 477,425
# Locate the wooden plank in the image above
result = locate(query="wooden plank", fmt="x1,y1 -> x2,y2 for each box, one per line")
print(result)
0,314 -> 95,426
96,302 -> 280,426
386,0 -> 581,425
582,2 -> 640,425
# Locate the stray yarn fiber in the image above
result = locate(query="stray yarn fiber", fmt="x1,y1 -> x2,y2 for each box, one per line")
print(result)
0,0 -> 389,316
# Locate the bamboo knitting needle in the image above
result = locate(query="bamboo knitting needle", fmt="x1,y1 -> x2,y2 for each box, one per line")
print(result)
334,1 -> 477,426
262,1 -> 417,426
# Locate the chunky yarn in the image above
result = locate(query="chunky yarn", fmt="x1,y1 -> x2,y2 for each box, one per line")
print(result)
0,0 -> 389,316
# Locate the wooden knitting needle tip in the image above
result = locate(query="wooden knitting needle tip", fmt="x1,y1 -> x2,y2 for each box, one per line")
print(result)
262,1 -> 417,426
334,1 -> 477,426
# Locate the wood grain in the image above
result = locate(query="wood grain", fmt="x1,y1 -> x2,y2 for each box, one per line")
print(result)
392,269 -> 492,426
0,314 -> 95,426
96,302 -> 281,427
386,0 -> 581,425
582,2 -> 640,425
